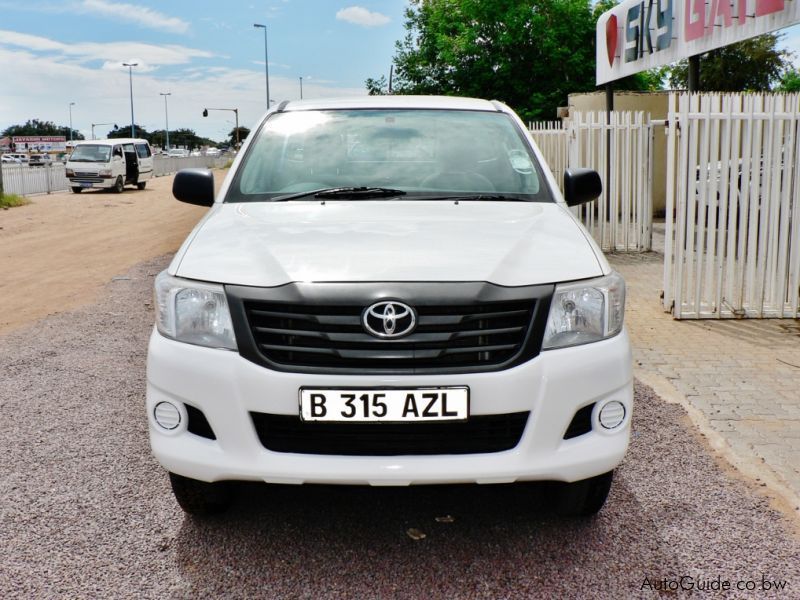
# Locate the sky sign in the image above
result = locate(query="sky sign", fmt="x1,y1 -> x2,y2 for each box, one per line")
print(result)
596,0 -> 800,84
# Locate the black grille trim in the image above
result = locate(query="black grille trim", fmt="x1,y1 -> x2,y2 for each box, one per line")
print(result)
250,412 -> 530,455
227,282 -> 553,375
563,403 -> 594,439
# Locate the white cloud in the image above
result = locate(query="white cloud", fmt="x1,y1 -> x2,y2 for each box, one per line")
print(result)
335,6 -> 390,27
0,30 -> 213,69
79,0 -> 189,34
0,43 -> 366,142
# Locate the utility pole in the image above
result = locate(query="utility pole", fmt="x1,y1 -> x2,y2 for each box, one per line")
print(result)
69,102 -> 76,142
160,92 -> 172,150
300,76 -> 303,99
122,62 -> 138,137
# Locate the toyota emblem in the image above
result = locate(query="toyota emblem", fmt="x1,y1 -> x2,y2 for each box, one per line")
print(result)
362,301 -> 416,338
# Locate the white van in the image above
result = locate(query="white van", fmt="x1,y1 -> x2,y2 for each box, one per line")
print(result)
66,138 -> 153,193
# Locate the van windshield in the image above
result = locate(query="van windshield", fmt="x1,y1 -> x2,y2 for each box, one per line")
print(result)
70,145 -> 111,163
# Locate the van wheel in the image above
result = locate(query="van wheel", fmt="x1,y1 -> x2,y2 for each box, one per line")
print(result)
551,471 -> 614,517
113,176 -> 124,193
136,181 -> 147,190
169,473 -> 234,516
71,187 -> 82,194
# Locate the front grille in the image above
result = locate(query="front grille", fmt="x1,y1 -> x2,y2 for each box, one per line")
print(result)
251,412 -> 530,455
242,303 -> 544,374
227,282 -> 552,374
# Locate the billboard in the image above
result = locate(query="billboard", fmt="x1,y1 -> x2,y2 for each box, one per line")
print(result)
11,136 -> 68,152
596,0 -> 800,85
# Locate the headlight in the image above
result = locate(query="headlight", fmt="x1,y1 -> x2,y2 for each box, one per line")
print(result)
542,272 -> 625,350
154,271 -> 237,350
65,168 -> 74,177
99,169 -> 112,177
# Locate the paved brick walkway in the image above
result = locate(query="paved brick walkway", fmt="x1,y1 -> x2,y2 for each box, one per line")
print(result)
608,223 -> 800,520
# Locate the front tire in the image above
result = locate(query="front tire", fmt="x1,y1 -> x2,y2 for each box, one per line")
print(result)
71,187 -> 82,194
113,176 -> 124,193
169,473 -> 234,516
552,470 -> 614,517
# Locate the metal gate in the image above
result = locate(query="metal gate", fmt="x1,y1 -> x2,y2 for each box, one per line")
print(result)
663,93 -> 800,319
530,111 -> 652,252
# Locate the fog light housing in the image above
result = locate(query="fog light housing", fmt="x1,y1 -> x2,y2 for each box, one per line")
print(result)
153,401 -> 182,430
598,401 -> 626,430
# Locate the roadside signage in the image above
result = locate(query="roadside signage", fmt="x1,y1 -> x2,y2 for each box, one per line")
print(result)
11,136 -> 67,152
597,0 -> 800,84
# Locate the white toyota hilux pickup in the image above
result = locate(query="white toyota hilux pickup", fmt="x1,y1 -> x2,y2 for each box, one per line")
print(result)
147,96 -> 632,517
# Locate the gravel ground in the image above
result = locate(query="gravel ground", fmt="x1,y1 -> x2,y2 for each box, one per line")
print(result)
1,256 -> 798,599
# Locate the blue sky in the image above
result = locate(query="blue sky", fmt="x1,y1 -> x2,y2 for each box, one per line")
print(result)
0,1 -> 408,141
1,1 -> 799,144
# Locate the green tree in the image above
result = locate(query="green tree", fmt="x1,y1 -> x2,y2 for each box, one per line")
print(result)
2,118 -> 84,140
664,34 -> 790,91
227,126 -> 250,147
380,0 -> 599,122
365,75 -> 389,95
776,69 -> 800,92
107,124 -> 150,140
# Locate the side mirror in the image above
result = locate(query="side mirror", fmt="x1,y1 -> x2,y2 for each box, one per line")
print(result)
173,168 -> 215,206
563,168 -> 602,207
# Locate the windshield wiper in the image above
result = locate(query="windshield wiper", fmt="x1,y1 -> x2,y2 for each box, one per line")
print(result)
271,187 -> 407,202
417,194 -> 533,202
316,187 -> 407,199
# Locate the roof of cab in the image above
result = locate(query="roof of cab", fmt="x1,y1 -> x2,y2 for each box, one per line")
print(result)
278,95 -> 502,113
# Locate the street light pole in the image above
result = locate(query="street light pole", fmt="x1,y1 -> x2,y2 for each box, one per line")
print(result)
253,24 -> 270,109
69,102 -> 76,142
122,62 -> 138,137
299,77 -> 303,99
160,92 -> 171,150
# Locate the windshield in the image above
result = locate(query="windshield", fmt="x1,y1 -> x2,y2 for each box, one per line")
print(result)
226,109 -> 552,203
69,145 -> 111,163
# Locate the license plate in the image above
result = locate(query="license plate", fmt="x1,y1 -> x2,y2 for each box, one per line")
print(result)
299,387 -> 469,422
80,182 -> 92,188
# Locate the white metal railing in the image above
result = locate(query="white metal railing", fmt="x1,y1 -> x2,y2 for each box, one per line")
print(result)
1,155 -> 229,196
528,121 -> 569,192
152,155 -> 229,176
663,92 -> 800,319
530,112 -> 652,252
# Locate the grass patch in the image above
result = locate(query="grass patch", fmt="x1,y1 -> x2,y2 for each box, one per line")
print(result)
223,159 -> 234,169
0,193 -> 30,209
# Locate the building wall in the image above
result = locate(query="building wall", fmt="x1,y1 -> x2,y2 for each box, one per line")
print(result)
567,91 -> 669,215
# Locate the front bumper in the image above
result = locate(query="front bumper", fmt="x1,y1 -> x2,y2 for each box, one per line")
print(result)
146,328 -> 633,486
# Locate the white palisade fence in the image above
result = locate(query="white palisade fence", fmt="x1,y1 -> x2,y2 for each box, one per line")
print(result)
663,92 -> 800,319
530,111 -> 652,252
528,121 -> 569,191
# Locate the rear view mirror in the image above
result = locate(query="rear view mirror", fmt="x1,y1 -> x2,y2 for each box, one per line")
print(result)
563,168 -> 602,207
173,168 -> 214,206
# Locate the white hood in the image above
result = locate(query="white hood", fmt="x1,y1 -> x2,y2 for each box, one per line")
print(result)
173,201 -> 604,287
